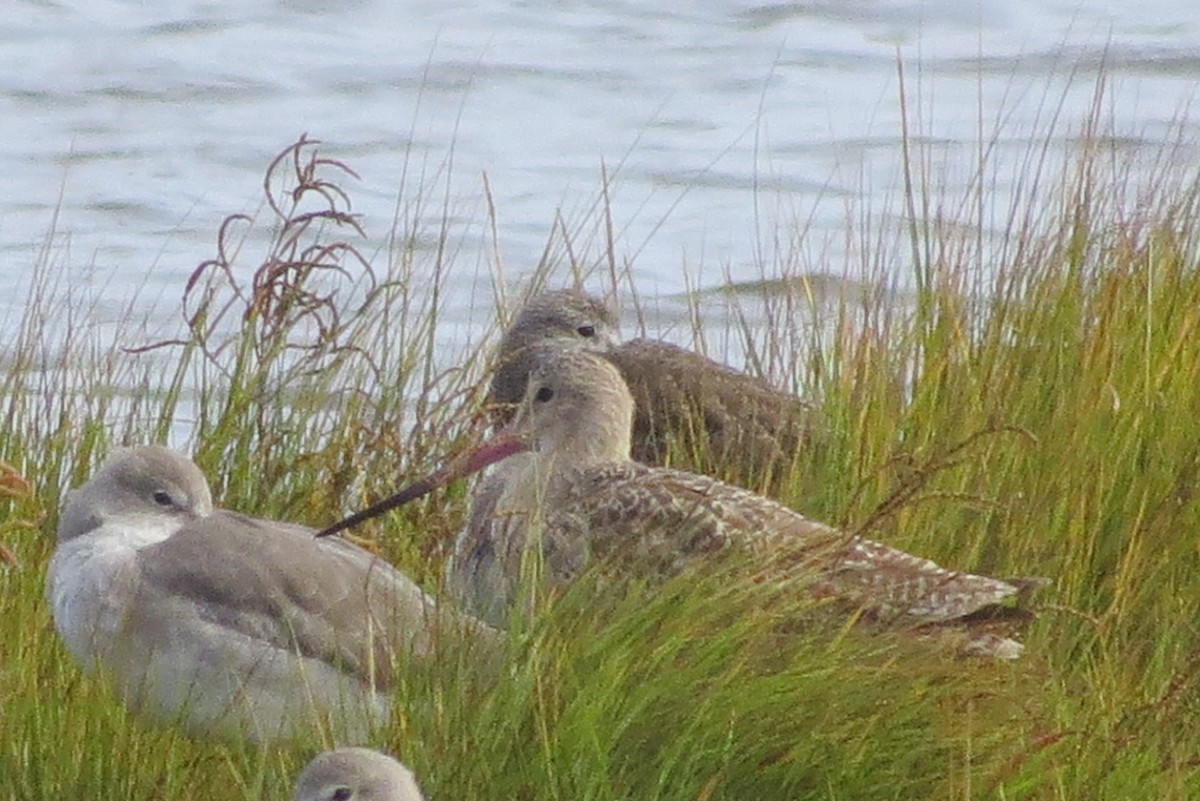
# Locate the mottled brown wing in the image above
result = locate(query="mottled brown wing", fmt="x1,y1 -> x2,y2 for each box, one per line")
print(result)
553,463 -> 1020,624
607,338 -> 820,484
819,537 -> 1020,623
549,462 -> 839,578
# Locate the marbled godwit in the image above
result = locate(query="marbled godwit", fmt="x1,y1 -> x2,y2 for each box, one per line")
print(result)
295,748 -> 425,801
322,347 -> 1042,658
489,289 -> 821,489
47,445 -> 492,742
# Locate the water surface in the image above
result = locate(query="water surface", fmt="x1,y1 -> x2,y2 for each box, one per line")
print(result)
3,0 -> 1198,353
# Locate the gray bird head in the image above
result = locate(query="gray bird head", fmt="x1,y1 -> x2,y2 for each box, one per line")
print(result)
57,445 -> 214,544
294,748 -> 425,801
490,289 -> 620,409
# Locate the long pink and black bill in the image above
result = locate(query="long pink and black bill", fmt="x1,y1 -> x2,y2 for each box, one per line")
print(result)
316,432 -> 529,538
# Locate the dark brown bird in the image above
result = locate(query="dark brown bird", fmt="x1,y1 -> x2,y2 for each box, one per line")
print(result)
324,347 -> 1044,658
488,289 -> 822,491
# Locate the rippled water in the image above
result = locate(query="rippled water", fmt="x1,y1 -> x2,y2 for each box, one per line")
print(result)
3,0 -> 1199,348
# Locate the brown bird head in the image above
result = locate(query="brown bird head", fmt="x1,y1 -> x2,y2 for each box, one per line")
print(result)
489,289 -> 619,417
513,345 -> 634,465
317,345 -> 634,538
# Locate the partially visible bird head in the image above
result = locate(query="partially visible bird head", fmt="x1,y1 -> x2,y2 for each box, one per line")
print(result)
294,748 -> 424,801
490,289 -> 619,409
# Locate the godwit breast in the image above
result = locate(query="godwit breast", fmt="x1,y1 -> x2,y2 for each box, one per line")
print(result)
47,445 -> 492,742
295,748 -> 425,801
489,289 -> 821,489
322,346 -> 1043,658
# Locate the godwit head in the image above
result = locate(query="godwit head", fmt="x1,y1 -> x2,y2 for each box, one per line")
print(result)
511,344 -> 634,466
490,288 -> 619,414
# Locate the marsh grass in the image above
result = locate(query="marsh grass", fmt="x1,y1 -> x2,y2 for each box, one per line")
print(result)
3,83 -> 1200,799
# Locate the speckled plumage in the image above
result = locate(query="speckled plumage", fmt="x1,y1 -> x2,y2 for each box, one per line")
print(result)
455,347 -> 1042,658
488,289 -> 820,487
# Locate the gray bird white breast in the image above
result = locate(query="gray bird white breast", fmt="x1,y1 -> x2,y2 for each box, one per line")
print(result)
47,514 -> 182,666
47,513 -> 394,741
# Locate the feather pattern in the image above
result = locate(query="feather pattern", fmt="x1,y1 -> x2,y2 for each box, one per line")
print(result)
452,347 -> 1043,657
488,289 -> 820,485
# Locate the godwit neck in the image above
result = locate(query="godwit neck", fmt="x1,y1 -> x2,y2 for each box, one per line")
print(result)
513,346 -> 634,470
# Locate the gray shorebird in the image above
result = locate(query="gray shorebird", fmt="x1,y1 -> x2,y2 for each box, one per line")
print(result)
295,748 -> 425,801
47,445 -> 491,742
489,289 -> 821,489
320,347 -> 1043,659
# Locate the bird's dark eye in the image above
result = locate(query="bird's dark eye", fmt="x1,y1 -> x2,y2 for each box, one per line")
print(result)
576,325 -> 595,338
534,386 -> 554,403
152,490 -> 173,507
331,787 -> 353,801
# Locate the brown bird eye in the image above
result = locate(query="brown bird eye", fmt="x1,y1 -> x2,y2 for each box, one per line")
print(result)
535,387 -> 554,403
576,325 -> 595,338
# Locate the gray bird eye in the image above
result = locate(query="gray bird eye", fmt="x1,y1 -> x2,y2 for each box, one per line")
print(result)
576,325 -> 595,338
331,787 -> 353,801
535,386 -> 554,403
152,490 -> 173,507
